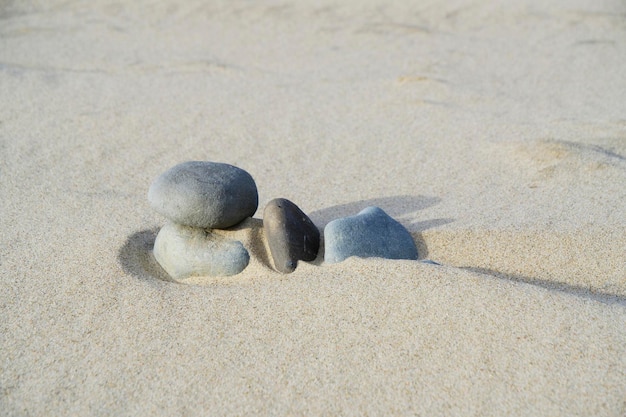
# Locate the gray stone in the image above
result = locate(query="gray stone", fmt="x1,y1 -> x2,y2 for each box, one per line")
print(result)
263,198 -> 320,273
148,161 -> 258,229
324,206 -> 418,264
153,222 -> 250,280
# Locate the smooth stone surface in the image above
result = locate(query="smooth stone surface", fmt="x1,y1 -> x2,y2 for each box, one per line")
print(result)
153,222 -> 250,280
324,206 -> 418,264
263,198 -> 320,273
148,161 -> 258,229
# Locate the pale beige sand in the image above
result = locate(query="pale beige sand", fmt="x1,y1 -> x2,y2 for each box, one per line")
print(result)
1,0 -> 625,415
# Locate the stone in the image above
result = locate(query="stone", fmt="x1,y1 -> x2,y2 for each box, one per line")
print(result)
263,198 -> 320,273
148,161 -> 258,229
324,206 -> 418,264
153,222 -> 250,280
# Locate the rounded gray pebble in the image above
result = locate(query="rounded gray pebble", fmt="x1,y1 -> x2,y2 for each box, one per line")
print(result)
324,206 -> 418,264
153,222 -> 250,280
148,161 -> 258,229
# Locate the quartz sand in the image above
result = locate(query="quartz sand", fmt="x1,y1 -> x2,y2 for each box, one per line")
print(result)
1,0 -> 625,415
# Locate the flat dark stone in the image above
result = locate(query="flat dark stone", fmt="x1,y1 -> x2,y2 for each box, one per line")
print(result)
263,198 -> 320,273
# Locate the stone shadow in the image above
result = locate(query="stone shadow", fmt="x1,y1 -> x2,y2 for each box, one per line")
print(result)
119,195 -> 452,281
118,229 -> 175,283
309,195 -> 453,263
309,195 -> 442,228
462,267 -> 626,306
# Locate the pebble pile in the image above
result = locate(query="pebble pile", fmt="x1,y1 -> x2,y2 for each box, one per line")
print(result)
148,161 -> 257,279
148,161 -> 420,279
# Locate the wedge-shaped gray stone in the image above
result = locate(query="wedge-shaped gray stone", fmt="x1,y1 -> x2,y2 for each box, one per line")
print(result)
263,198 -> 320,273
324,206 -> 418,264
153,222 -> 249,279
148,161 -> 258,229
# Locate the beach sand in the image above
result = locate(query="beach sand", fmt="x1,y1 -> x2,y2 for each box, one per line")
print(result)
1,0 -> 625,415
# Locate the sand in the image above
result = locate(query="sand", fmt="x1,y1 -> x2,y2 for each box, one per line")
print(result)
1,0 -> 625,415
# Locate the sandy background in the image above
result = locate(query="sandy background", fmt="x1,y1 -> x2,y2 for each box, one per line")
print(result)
1,0 -> 625,415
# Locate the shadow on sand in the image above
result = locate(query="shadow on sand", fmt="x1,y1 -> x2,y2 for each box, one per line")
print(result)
118,197 -> 626,308
309,194 -> 453,260
118,228 -> 175,283
118,194 -> 452,280
462,267 -> 626,306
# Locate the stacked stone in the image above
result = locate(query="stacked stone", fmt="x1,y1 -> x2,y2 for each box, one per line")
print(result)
148,161 -> 258,280
148,161 -> 421,280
